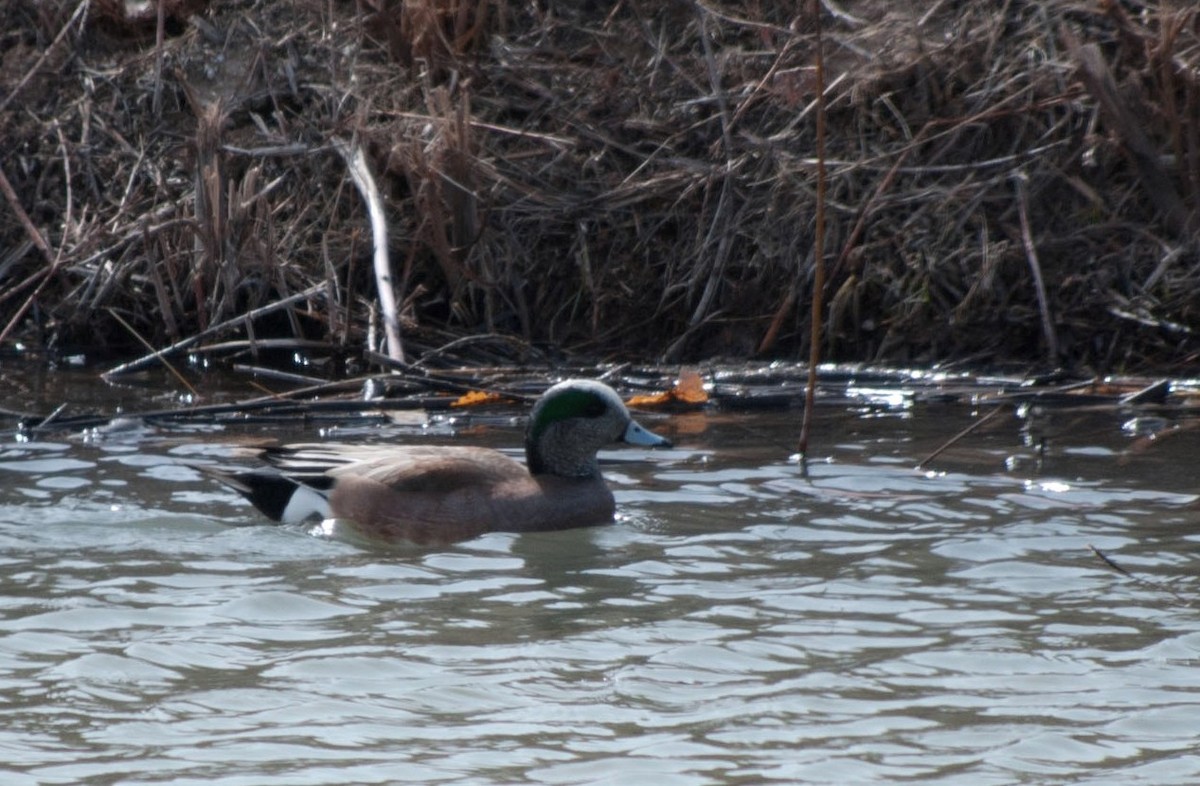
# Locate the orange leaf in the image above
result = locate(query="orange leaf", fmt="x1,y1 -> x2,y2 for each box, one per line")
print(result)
627,369 -> 709,409
451,390 -> 504,408
626,390 -> 673,407
672,369 -> 709,404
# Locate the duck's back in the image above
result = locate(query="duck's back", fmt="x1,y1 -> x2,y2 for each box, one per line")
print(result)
335,446 -> 529,492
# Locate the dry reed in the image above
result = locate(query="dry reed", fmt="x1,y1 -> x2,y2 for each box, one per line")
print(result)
0,0 -> 1197,373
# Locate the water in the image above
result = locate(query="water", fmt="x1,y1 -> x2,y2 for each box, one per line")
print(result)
2,370 -> 1200,784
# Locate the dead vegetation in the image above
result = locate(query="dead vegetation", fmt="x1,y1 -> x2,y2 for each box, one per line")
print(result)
1,0 -> 1198,373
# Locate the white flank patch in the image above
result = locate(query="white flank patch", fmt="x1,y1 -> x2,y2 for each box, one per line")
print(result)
280,485 -> 332,523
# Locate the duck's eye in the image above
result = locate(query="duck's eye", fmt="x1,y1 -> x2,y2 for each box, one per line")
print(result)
580,396 -> 608,418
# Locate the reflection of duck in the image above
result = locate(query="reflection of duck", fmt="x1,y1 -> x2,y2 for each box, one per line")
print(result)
200,380 -> 672,545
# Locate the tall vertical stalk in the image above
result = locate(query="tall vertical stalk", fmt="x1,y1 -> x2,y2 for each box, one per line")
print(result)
799,0 -> 827,466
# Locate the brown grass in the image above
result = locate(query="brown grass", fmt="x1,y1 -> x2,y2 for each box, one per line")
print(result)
1,0 -> 1198,373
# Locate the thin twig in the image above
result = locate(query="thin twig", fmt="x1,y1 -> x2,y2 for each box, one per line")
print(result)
799,1 -> 827,465
333,137 -> 405,364
1068,36 -> 1194,236
1090,545 -> 1193,608
673,4 -> 737,351
101,283 -> 327,379
916,403 -> 1007,470
0,165 -> 53,265
1013,171 -> 1059,363
0,0 -> 89,116
0,136 -> 70,346
153,0 -> 166,116
106,308 -> 201,399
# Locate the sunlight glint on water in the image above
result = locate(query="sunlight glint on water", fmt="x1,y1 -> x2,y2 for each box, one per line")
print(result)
1,398 -> 1199,784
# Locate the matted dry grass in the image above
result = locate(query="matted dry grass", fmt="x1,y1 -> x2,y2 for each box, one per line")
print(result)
1,0 -> 1198,373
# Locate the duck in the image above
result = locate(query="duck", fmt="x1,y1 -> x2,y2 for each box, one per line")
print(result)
199,379 -> 672,545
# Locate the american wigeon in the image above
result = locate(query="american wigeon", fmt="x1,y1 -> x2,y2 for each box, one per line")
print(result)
200,379 -> 672,545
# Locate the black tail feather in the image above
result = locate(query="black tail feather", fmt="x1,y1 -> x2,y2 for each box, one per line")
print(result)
196,465 -> 331,523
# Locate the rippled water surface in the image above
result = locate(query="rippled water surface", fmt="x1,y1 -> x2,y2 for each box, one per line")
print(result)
3,369 -> 1200,785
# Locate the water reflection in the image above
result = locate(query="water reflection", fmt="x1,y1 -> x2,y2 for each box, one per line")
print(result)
0,396 -> 1199,784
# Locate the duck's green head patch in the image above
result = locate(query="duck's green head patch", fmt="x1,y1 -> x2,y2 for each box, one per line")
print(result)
527,387 -> 608,444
